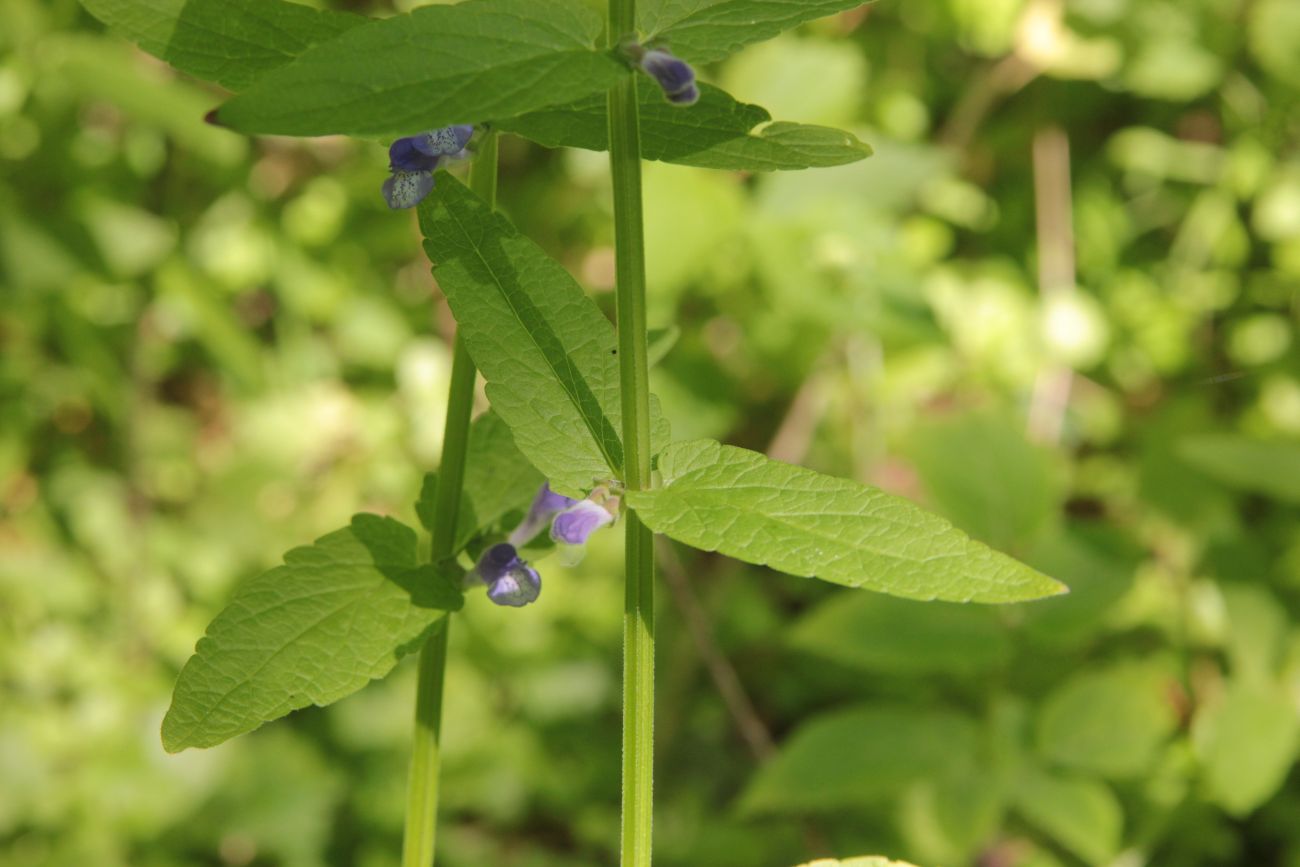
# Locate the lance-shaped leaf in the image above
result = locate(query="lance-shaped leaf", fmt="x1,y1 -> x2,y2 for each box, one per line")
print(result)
500,80 -> 871,171
626,440 -> 1065,603
215,0 -> 628,138
639,0 -> 872,65
418,176 -> 670,498
79,0 -> 363,92
161,515 -> 462,752
416,411 -> 545,552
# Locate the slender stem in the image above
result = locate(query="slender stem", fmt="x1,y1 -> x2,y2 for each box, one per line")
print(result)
401,130 -> 499,867
607,4 -> 655,864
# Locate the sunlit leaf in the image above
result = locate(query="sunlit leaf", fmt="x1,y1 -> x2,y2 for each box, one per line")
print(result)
639,0 -> 871,65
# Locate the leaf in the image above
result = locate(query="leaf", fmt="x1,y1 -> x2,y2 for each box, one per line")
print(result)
1193,680 -> 1300,816
215,0 -> 627,138
1012,767 -> 1122,866
639,0 -> 872,65
1017,526 -> 1139,648
1177,434 -> 1300,504
788,592 -> 1010,674
79,0 -> 362,92
416,411 -> 545,552
499,80 -> 871,171
1222,584 -> 1288,683
742,705 -> 978,813
418,175 -> 670,497
161,515 -> 463,752
906,411 -> 1061,552
647,325 -> 681,367
1034,662 -> 1178,779
625,440 -> 1065,603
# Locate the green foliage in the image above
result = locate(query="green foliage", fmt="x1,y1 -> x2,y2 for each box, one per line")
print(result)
628,439 -> 1064,602
1177,434 -> 1300,503
638,0 -> 870,64
79,0 -> 362,91
501,80 -> 872,171
1011,768 -> 1123,866
417,175 -> 669,497
415,410 -> 544,553
1193,682 -> 1300,815
741,705 -> 978,813
216,0 -> 627,137
162,515 -> 463,752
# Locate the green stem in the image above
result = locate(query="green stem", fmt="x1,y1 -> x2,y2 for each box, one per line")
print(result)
401,130 -> 499,867
607,4 -> 655,865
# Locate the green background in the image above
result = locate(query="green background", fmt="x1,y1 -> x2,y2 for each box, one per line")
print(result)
2,0 -> 1300,865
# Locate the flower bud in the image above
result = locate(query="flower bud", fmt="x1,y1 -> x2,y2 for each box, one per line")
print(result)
639,49 -> 699,106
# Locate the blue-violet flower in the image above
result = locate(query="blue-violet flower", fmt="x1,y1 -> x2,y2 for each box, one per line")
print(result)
639,49 -> 699,106
510,482 -> 579,546
551,498 -> 616,546
475,542 -> 541,607
382,124 -> 475,210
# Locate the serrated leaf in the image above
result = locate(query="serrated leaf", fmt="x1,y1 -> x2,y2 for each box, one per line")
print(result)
1193,680 -> 1300,815
79,0 -> 362,92
1177,434 -> 1300,504
639,0 -> 871,65
625,440 -> 1065,603
1012,767 -> 1122,866
161,515 -> 463,752
742,705 -> 978,813
1035,662 -> 1178,779
215,0 -> 627,138
418,175 -> 670,497
788,592 -> 1010,674
416,411 -> 545,552
499,79 -> 870,171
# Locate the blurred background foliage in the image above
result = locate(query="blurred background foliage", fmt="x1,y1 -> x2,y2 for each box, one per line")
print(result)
2,0 -> 1300,865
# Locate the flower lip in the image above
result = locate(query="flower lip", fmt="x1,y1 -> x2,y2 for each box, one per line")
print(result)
412,125 -> 475,158
551,499 -> 615,546
382,170 -> 435,210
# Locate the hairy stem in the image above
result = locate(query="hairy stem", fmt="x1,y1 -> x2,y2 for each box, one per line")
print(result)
401,130 -> 499,867
607,4 -> 655,865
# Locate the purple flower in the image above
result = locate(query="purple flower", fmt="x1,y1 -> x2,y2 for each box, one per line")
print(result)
475,542 -> 541,607
510,482 -> 579,546
639,49 -> 699,106
382,170 -> 436,210
551,499 -> 615,546
381,125 -> 475,210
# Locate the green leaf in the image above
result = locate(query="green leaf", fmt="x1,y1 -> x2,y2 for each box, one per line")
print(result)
906,411 -> 1061,552
215,0 -> 627,137
742,705 -> 978,813
1035,662 -> 1178,779
161,515 -> 463,752
1222,585 -> 1288,683
1177,434 -> 1300,504
79,0 -> 362,92
1012,767 -> 1122,866
418,175 -> 670,497
1017,526 -> 1139,647
1193,680 -> 1300,815
416,411 -> 545,552
639,0 -> 871,65
788,592 -> 1010,674
625,440 -> 1065,603
499,80 -> 871,171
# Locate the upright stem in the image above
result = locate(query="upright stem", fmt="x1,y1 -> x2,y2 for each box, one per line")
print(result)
401,130 -> 499,867
607,4 -> 656,864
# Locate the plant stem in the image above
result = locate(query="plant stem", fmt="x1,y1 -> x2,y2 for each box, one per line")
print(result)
607,5 -> 655,864
401,130 -> 499,867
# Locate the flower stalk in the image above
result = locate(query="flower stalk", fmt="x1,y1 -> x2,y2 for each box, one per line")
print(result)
401,129 -> 499,867
608,1 -> 656,863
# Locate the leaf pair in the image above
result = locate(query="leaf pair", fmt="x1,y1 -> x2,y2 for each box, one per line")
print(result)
81,0 -> 872,171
